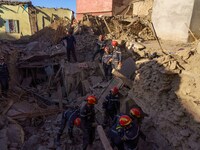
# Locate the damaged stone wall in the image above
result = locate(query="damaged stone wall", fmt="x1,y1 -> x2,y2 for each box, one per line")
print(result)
129,45 -> 200,149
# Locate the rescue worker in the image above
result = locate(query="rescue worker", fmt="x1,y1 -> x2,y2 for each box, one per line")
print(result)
119,115 -> 140,150
80,95 -> 97,150
0,56 -> 9,98
129,107 -> 147,141
102,46 -> 113,81
92,35 -> 106,62
108,113 -> 125,150
102,86 -> 120,127
62,28 -> 77,62
129,107 -> 143,126
111,41 -> 122,70
56,107 -> 81,146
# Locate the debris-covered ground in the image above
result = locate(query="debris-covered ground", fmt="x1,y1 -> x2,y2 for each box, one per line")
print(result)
0,12 -> 200,150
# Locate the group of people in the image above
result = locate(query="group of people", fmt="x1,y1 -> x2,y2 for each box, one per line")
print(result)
56,87 -> 146,150
62,32 -> 122,82
92,35 -> 122,81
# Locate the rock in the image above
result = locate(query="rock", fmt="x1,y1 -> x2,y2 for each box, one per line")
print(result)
47,138 -> 55,149
22,135 -> 40,150
7,101 -> 35,118
133,42 -> 145,50
0,116 -> 7,129
196,42 -> 200,55
37,146 -> 48,150
169,61 -> 177,70
10,143 -> 18,148
7,124 -> 22,144
0,128 -> 8,150
180,129 -> 191,137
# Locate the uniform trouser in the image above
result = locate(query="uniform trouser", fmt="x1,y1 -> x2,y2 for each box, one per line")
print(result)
67,48 -> 77,62
0,78 -> 9,97
57,114 -> 73,141
82,127 -> 95,150
103,63 -> 112,80
92,49 -> 104,62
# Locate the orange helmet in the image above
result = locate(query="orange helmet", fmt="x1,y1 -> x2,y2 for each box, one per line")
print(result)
111,86 -> 119,95
130,108 -> 141,118
112,41 -> 118,47
86,95 -> 97,105
74,117 -> 81,127
119,115 -> 132,127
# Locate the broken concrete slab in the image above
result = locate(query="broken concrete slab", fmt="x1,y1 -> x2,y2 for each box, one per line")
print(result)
119,57 -> 136,79
0,128 -> 8,150
7,124 -> 23,144
22,135 -> 40,150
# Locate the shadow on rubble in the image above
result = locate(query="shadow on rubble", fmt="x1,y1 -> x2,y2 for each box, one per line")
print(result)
130,58 -> 200,150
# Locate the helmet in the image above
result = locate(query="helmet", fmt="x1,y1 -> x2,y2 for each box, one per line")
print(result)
112,41 -> 118,47
111,86 -> 119,95
86,95 -> 97,105
130,108 -> 141,118
74,117 -> 81,126
119,115 -> 132,127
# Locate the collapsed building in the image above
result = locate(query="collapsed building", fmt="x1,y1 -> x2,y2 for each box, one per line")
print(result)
0,0 -> 200,150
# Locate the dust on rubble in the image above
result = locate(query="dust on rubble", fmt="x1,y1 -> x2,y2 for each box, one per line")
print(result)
0,12 -> 200,150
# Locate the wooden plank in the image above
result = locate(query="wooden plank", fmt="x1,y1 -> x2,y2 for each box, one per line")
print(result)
97,125 -> 113,150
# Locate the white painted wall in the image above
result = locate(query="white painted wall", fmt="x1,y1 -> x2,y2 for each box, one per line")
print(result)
152,0 -> 195,42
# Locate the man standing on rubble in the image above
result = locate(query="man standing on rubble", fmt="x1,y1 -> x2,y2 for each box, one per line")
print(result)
119,115 -> 140,150
92,34 -> 106,62
80,95 -> 97,150
102,86 -> 120,127
56,107 -> 81,146
63,28 -> 77,62
0,56 -> 9,98
102,46 -> 113,81
111,41 -> 122,70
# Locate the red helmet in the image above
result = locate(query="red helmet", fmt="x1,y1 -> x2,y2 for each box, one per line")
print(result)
130,108 -> 141,118
74,117 -> 81,126
112,41 -> 118,47
111,86 -> 119,95
119,115 -> 132,127
86,95 -> 97,104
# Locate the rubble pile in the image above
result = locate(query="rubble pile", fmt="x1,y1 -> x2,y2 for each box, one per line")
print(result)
29,19 -> 70,45
80,15 -> 155,41
129,43 -> 200,149
1,6 -> 200,149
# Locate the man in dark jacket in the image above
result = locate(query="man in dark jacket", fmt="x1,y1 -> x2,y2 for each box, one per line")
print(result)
63,28 -> 77,62
102,86 -> 120,127
92,35 -> 106,62
119,115 -> 140,150
80,95 -> 97,150
108,113 -> 125,150
0,56 -> 9,97
102,46 -> 113,81
111,41 -> 122,70
56,107 -> 81,146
